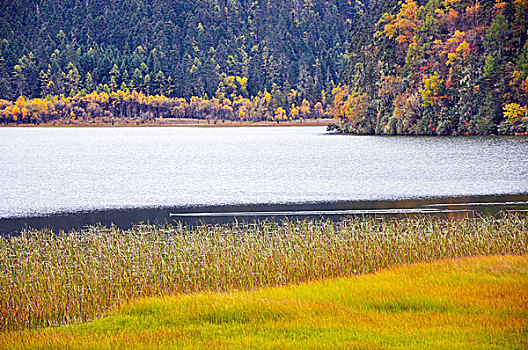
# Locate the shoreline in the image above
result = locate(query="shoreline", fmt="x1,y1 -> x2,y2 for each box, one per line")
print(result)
3,121 -> 527,136
0,118 -> 336,128
2,193 -> 528,235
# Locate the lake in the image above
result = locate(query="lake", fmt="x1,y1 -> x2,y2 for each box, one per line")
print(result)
1,126 -> 528,232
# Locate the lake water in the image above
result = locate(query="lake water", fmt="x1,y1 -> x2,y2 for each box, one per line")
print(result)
1,126 -> 528,232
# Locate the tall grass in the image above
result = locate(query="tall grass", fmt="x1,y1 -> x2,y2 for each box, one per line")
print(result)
1,214 -> 527,332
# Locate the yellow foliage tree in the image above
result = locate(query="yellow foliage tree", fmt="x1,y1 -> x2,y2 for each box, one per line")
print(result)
503,103 -> 527,125
420,72 -> 443,107
15,96 -> 25,110
332,85 -> 350,119
275,107 -> 286,122
314,102 -> 324,119
290,106 -> 299,119
300,99 -> 311,118
263,91 -> 271,105
446,41 -> 470,66
382,0 -> 419,44
342,91 -> 369,125
12,105 -> 20,121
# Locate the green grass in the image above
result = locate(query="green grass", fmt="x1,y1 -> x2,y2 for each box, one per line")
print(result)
1,215 -> 527,332
1,255 -> 527,349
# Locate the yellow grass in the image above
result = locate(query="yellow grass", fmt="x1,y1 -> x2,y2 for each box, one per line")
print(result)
2,255 -> 527,349
1,215 -> 527,332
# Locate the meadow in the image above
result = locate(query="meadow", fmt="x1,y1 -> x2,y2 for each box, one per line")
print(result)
1,254 -> 527,349
1,214 -> 527,334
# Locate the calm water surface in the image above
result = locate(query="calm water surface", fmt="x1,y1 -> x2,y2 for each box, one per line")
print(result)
1,126 -> 527,219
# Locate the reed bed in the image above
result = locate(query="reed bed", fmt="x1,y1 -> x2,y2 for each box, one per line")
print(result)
1,214 -> 527,332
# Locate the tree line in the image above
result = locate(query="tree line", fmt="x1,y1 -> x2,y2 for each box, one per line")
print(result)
0,79 -> 333,125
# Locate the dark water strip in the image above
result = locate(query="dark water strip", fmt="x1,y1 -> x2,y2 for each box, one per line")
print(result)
169,208 -> 471,216
1,193 -> 528,235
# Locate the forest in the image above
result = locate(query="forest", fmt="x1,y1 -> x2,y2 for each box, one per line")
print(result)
340,0 -> 528,134
0,0 -> 527,133
0,0 -> 349,124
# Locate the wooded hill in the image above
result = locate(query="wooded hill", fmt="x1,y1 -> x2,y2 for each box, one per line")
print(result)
340,0 -> 528,134
0,0 -> 352,103
1,0 -> 526,134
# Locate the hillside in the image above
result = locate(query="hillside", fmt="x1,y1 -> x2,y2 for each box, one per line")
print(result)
0,0 -> 353,102
1,0 -> 526,133
339,0 -> 528,135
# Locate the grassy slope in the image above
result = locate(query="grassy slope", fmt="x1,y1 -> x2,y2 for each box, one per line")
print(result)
2,255 -> 527,349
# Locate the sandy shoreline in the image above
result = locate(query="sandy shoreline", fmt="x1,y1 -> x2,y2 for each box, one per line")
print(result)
1,118 -> 336,128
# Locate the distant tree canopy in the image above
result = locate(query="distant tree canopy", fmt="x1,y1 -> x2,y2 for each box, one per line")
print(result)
339,0 -> 528,135
1,0 -> 526,134
0,0 -> 352,105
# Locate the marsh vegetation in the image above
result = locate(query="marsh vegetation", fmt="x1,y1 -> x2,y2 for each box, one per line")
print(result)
3,255 -> 526,349
1,214 -> 527,332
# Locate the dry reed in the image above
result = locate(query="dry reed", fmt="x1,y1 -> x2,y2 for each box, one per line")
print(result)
0,214 -> 526,332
